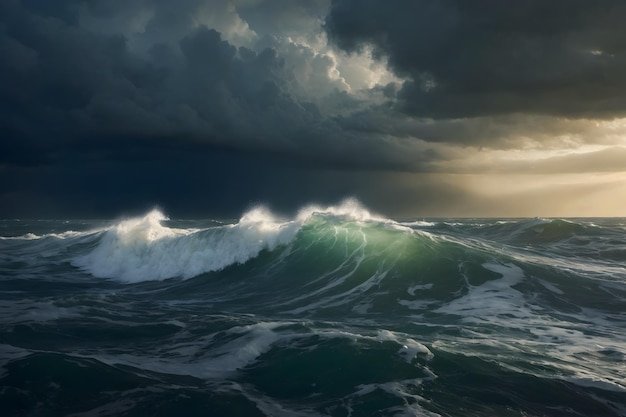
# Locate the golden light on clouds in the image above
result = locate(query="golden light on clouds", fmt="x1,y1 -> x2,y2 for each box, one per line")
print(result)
442,172 -> 626,217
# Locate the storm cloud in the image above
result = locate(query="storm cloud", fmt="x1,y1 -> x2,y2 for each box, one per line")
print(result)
326,0 -> 626,119
1,0 -> 626,217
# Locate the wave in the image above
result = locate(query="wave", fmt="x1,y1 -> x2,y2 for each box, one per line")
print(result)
3,202 -> 624,293
72,199 -> 391,283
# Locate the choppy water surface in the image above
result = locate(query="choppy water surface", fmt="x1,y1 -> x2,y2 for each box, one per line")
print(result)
1,200 -> 625,416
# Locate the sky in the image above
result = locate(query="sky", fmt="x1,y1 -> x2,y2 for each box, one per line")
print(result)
1,0 -> 626,218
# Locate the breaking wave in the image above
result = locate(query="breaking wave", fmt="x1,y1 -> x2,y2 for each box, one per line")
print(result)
72,199 -> 388,283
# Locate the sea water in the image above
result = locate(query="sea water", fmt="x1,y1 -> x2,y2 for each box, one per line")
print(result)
1,200 -> 625,416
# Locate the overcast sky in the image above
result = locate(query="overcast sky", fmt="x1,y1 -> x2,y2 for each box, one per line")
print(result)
2,0 -> 626,218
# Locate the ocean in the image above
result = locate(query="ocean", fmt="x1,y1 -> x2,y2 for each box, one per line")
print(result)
1,199 -> 625,417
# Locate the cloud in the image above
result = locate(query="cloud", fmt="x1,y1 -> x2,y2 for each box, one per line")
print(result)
523,146 -> 626,174
325,0 -> 626,119
0,0 -> 420,173
1,0 -> 626,218
0,0 -> 435,219
236,0 -> 329,37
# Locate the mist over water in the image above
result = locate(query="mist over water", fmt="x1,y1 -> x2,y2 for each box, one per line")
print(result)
1,200 -> 625,416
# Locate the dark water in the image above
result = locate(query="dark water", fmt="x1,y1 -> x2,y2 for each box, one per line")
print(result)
1,200 -> 625,416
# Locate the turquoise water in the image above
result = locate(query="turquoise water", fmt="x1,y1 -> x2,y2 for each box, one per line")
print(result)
1,200 -> 625,416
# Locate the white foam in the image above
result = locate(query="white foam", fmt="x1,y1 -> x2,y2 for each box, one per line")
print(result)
216,322 -> 288,372
295,197 -> 386,223
398,220 -> 437,227
407,284 -> 434,295
82,321 -> 293,380
377,329 -> 434,362
434,263 -> 530,322
311,328 -> 434,362
73,208 -> 300,282
303,328 -> 434,367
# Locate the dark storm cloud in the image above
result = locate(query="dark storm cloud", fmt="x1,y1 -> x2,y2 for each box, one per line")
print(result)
0,0 -> 436,217
335,108 -> 615,150
2,0 -> 625,218
325,0 -> 626,119
236,0 -> 329,36
1,1 -> 284,156
0,0 -> 422,173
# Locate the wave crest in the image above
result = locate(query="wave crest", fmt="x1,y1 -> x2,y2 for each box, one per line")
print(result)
73,212 -> 293,283
73,200 -> 383,283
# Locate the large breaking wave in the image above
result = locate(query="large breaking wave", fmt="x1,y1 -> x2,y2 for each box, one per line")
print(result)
72,199 -> 389,283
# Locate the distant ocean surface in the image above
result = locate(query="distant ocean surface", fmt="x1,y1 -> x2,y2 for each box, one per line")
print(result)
1,200 -> 625,417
